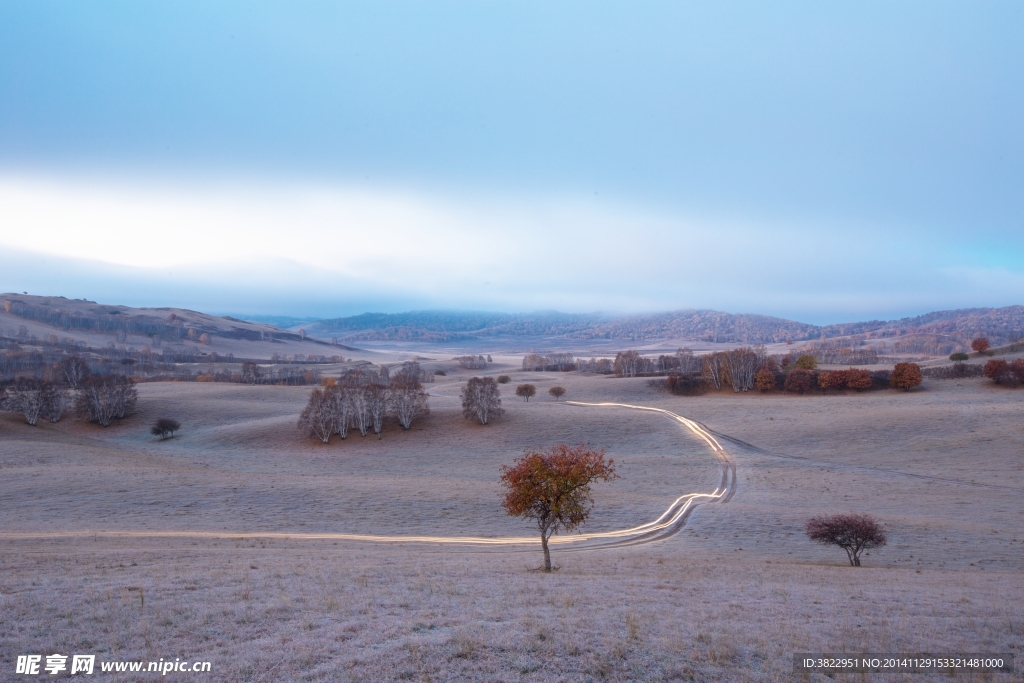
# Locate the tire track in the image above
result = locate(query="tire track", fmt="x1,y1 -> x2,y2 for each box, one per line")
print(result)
1,402 -> 736,548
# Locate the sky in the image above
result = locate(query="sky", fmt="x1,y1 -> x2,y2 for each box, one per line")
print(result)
1,1 -> 1021,324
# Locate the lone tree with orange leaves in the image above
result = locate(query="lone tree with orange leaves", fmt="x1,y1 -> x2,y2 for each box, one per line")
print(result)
500,443 -> 618,572
971,337 -> 990,354
890,362 -> 923,391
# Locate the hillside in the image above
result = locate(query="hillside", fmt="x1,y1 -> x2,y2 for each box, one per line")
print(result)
0,294 -> 355,361
307,306 -> 1024,347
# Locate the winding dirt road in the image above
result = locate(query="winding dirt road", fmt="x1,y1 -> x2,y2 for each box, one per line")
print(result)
1,402 -> 735,549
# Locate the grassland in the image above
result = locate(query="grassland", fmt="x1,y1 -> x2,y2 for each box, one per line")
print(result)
2,370 -> 1022,681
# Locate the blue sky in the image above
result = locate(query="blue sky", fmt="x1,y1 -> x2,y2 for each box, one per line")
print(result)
1,2 -> 1021,323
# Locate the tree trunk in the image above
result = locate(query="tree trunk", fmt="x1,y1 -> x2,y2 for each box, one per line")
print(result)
541,533 -> 552,572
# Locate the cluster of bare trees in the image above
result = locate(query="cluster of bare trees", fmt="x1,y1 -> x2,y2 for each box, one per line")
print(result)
298,364 -> 429,443
2,379 -> 66,425
461,376 -> 504,425
801,346 -> 880,365
75,375 -> 138,427
1,373 -> 139,427
656,348 -> 702,374
575,357 -> 613,374
454,355 -> 489,369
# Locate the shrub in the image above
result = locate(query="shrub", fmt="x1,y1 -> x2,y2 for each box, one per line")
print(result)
664,374 -> 709,396
497,375 -> 511,384
151,418 -> 181,440
434,370 -> 446,376
817,371 -> 832,389
783,369 -> 813,394
890,362 -> 923,391
923,363 -> 983,380
795,355 -> 817,370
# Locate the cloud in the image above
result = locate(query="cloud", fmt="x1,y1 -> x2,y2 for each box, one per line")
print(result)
1,173 -> 1020,322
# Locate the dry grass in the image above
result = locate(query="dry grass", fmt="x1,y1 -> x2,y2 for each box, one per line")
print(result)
2,373 -> 1023,680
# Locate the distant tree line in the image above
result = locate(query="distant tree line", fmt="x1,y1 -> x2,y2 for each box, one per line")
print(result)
454,355 -> 490,369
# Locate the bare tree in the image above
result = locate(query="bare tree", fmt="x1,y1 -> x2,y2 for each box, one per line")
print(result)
77,375 -> 138,427
701,352 -> 726,391
41,382 -> 65,423
347,372 -> 371,437
58,355 -> 91,389
548,386 -> 566,401
515,383 -> 537,401
613,350 -> 642,377
298,387 -> 336,443
461,376 -> 503,425
805,514 -> 887,566
366,381 -> 388,438
4,379 -> 47,425
390,378 -> 429,430
330,384 -> 352,439
723,347 -> 759,392
240,361 -> 261,385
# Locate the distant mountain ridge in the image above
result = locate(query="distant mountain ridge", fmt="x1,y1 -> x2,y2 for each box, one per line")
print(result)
308,306 -> 1024,346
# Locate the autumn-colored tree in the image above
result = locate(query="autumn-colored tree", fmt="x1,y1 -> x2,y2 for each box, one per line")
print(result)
984,358 -> 1022,387
500,443 -> 618,571
548,386 -> 566,401
805,514 -> 887,566
151,418 -> 181,440
783,369 -> 813,394
890,362 -> 923,391
817,371 -> 832,389
983,358 -> 1008,380
795,355 -> 817,370
515,383 -> 537,401
754,368 -> 776,392
846,368 -> 873,391
971,337 -> 990,354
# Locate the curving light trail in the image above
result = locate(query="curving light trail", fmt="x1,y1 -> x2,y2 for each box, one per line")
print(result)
2,402 -> 734,548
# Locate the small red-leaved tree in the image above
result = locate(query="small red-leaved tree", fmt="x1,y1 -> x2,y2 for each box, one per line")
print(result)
971,337 -> 990,354
500,443 -> 618,572
890,362 -> 923,391
805,513 -> 887,566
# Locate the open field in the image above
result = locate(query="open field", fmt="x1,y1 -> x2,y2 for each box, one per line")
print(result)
2,373 -> 1023,680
